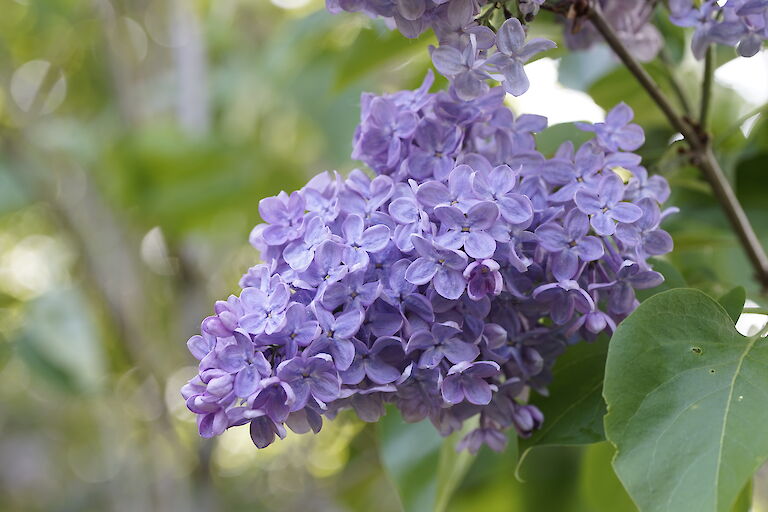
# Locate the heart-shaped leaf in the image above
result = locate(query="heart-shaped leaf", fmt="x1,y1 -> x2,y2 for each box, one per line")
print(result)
604,288 -> 768,512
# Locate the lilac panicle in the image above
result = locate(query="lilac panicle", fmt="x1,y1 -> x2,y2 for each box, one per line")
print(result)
182,73 -> 675,454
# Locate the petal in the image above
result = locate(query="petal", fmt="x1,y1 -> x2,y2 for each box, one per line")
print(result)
416,181 -> 450,209
442,339 -> 480,365
574,189 -> 602,214
310,370 -> 341,403
644,229 -> 674,255
496,18 -> 525,54
467,201 -> 499,228
234,366 -> 261,398
431,45 -> 466,76
591,211 -> 616,236
405,257 -> 439,285
362,224 -> 391,252
330,338 -> 356,371
502,61 -> 530,97
441,375 -> 465,404
342,214 -> 365,243
610,202 -> 643,223
606,102 -> 634,126
333,309 -> 364,338
574,236 -> 604,262
498,195 -> 533,224
463,378 -> 493,405
465,361 -> 501,379
365,359 -> 401,384
434,268 -> 467,300
240,312 -> 268,334
464,231 -> 496,259
518,38 -> 557,61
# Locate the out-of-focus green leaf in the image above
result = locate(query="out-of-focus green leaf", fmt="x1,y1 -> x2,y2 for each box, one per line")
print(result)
535,123 -> 593,157
579,442 -> 636,512
519,337 -> 608,467
604,289 -> 768,512
731,479 -> 752,512
718,286 -> 746,324
15,333 -> 79,393
434,420 -> 479,512
378,408 -> 478,512
378,408 -> 443,511
334,23 -> 435,90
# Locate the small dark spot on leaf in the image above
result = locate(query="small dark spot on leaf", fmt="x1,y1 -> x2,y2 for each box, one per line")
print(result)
709,369 -> 716,374
691,346 -> 703,355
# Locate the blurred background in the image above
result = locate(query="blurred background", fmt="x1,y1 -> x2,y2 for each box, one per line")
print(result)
1,0 -> 768,511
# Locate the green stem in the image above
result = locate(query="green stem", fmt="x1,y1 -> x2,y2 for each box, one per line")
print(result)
742,308 -> 768,315
700,46 -> 714,131
659,48 -> 693,116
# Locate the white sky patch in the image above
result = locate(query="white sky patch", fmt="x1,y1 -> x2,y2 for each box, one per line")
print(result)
271,0 -> 312,9
736,299 -> 768,336
715,50 -> 768,106
506,58 -> 605,125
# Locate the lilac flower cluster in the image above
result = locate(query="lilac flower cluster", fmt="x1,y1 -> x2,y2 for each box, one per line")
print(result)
670,0 -> 768,58
181,75 -> 674,452
326,0 -> 555,99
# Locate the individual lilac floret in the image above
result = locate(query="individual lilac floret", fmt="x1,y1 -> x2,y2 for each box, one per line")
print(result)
463,259 -> 503,301
405,235 -> 469,299
182,77 -> 675,454
485,18 -> 557,96
669,0 -> 768,58
441,361 -> 500,405
432,35 -> 493,101
407,321 -> 480,369
574,173 -> 643,236
577,103 -> 645,153
434,201 -> 500,259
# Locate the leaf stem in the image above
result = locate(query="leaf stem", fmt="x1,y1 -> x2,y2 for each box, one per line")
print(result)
742,307 -> 768,315
658,48 -> 693,116
700,46 -> 714,130
586,1 -> 768,291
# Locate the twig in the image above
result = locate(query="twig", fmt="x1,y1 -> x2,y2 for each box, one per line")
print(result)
586,1 -> 768,290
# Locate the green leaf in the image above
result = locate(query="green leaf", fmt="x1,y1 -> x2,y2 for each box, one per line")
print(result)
604,288 -> 768,512
731,479 -> 752,512
578,442 -> 636,512
523,338 -> 609,452
377,408 -> 476,512
434,420 -> 480,512
718,286 -> 746,324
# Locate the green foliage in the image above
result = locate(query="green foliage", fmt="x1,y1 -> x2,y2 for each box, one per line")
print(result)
718,287 -> 747,324
377,407 -> 479,511
522,337 -> 609,454
604,289 -> 768,512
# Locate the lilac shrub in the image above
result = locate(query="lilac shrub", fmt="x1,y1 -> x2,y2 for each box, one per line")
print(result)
181,73 -> 675,451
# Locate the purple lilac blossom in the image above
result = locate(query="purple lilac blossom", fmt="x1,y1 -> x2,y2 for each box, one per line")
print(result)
326,0 -> 556,100
670,0 -> 768,58
182,78 -> 674,454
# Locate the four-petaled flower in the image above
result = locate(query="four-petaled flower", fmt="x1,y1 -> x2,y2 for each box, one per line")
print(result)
405,235 -> 469,299
574,173 -> 643,236
441,360 -> 501,405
